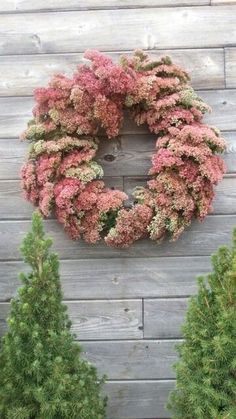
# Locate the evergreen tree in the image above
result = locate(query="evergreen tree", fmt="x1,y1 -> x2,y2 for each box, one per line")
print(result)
0,212 -> 106,419
168,230 -> 236,418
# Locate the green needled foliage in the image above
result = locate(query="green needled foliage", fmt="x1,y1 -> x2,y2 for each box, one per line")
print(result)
0,212 -> 106,419
168,230 -> 236,419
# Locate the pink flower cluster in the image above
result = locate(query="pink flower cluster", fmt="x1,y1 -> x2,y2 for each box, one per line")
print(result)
21,50 -> 226,247
55,179 -> 127,243
134,124 -> 226,241
21,141 -> 127,243
105,204 -> 153,248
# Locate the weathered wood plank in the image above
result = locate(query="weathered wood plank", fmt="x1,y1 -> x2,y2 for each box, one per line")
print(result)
83,340 -> 178,379
211,0 -> 236,4
0,7 -> 235,55
225,48 -> 236,88
213,175 -> 236,213
0,175 -> 235,220
0,180 -> 33,217
69,300 -> 143,340
0,256 -> 211,301
144,298 -> 188,338
0,49 -> 224,96
0,0 -> 209,13
200,90 -> 236,131
0,97 -> 34,138
220,131 -> 236,173
1,90 -> 235,139
0,299 -> 143,340
105,380 -> 174,418
0,139 -> 28,179
0,215 -> 235,260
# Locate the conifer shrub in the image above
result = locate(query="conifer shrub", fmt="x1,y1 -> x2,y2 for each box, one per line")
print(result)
168,230 -> 236,418
0,212 -> 106,418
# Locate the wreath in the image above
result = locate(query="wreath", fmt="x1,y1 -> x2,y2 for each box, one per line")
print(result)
20,50 -> 226,248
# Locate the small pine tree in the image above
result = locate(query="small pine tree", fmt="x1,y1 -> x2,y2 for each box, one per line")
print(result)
0,212 -> 106,419
168,230 -> 236,419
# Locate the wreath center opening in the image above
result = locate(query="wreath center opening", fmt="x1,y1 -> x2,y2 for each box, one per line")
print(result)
97,125 -> 157,209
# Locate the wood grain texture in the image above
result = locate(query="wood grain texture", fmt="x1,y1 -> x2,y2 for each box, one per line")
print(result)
211,0 -> 236,4
0,299 -> 143,340
200,90 -> 236,131
225,48 -> 236,88
69,300 -> 143,340
223,131 -> 236,173
0,139 -> 28,179
105,380 -> 174,418
0,49 -> 224,96
83,340 -> 178,379
0,256 -> 212,301
0,215 -> 235,260
0,97 -> 34,138
0,7 -> 235,55
0,0 -> 209,13
144,298 -> 188,338
1,89 -> 235,139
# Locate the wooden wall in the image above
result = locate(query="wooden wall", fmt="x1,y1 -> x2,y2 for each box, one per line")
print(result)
0,1 -> 236,417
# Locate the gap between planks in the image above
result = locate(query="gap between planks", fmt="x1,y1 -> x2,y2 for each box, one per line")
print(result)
0,1 -> 212,15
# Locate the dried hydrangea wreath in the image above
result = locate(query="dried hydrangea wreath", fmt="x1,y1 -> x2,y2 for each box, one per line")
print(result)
21,50 -> 226,248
